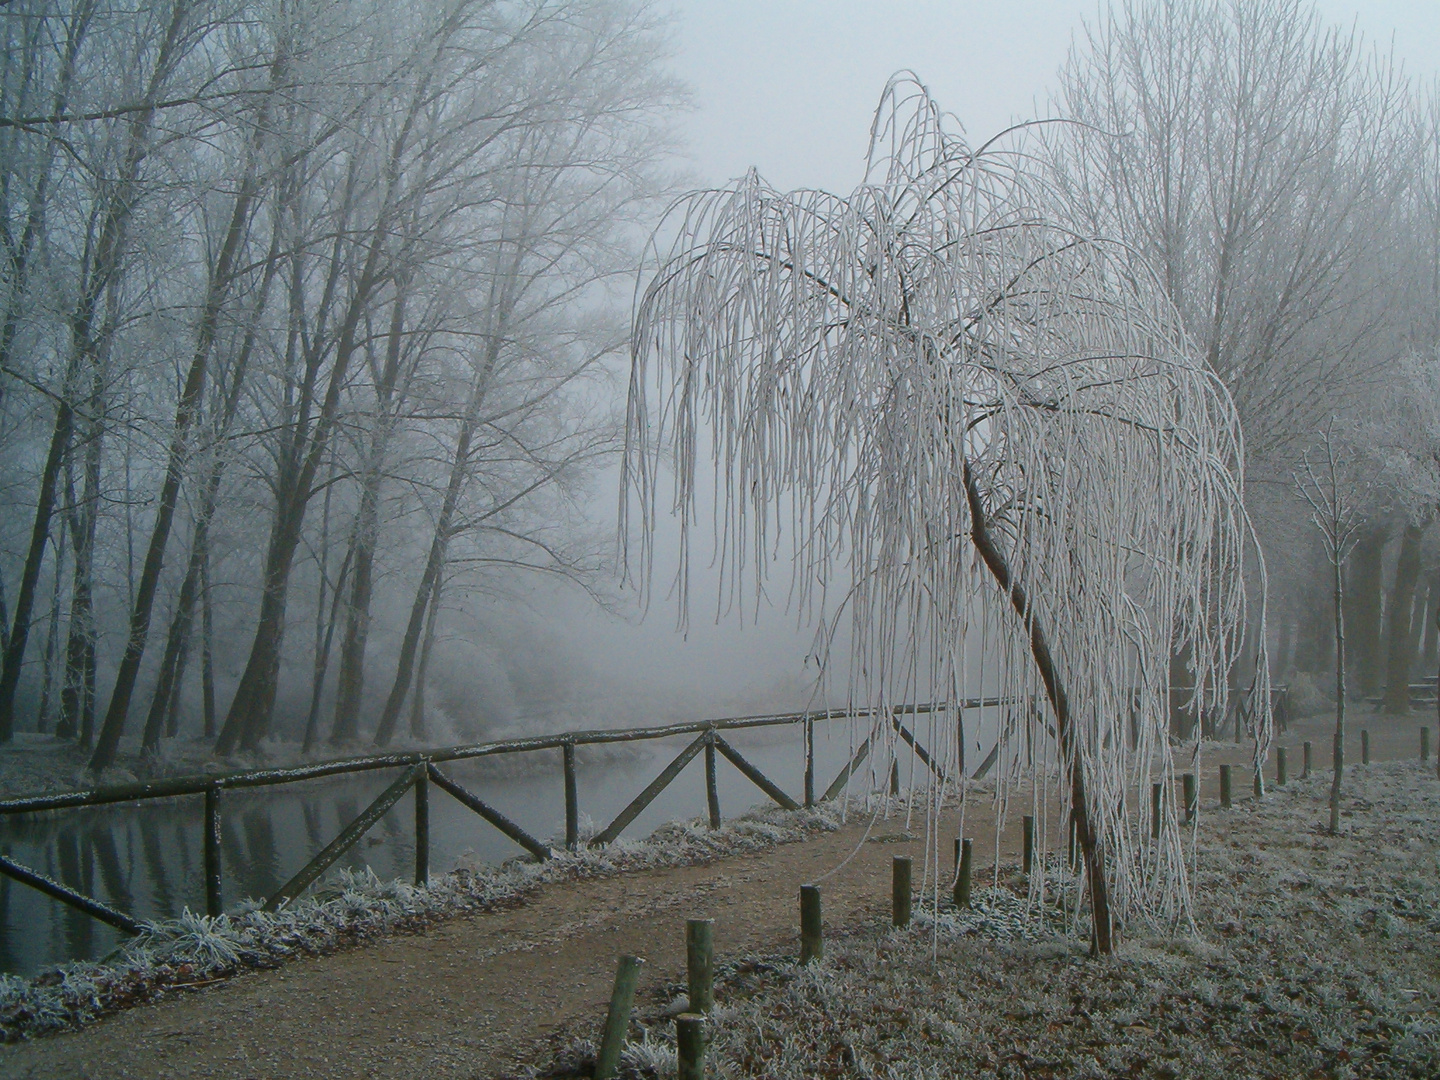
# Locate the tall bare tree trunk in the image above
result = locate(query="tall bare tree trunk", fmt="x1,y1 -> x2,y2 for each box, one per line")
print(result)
409,572 -> 443,740
1330,555 -> 1347,835
1383,520 -> 1427,715
1348,524 -> 1388,698
331,283 -> 411,745
0,0 -> 191,742
90,39 -> 287,769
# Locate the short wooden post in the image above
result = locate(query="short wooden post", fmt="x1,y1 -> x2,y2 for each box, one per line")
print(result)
204,781 -> 223,917
414,762 -> 429,885
1151,782 -> 1162,838
1219,763 -> 1232,809
1182,773 -> 1196,824
676,1013 -> 706,1080
1303,741 -> 1312,779
889,758 -> 899,796
686,918 -> 714,1013
1276,747 -> 1287,787
804,715 -> 815,808
1361,729 -> 1370,765
1422,727 -> 1431,763
892,856 -> 912,928
563,741 -> 579,849
799,884 -> 822,963
595,954 -> 643,1080
704,736 -> 721,829
954,838 -> 973,908
1022,815 -> 1035,873
1253,768 -> 1263,798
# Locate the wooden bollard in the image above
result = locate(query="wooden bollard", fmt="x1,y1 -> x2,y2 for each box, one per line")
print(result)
1303,741 -> 1312,779
1276,747 -> 1287,787
954,838 -> 973,908
686,918 -> 713,1013
889,759 -> 899,796
1422,727 -> 1431,763
1151,782 -> 1162,838
676,1013 -> 705,1080
892,856 -> 912,928
595,954 -> 643,1080
799,884 -> 822,963
1022,815 -> 1035,873
1362,729 -> 1370,765
1219,764 -> 1232,809
1182,773 -> 1197,824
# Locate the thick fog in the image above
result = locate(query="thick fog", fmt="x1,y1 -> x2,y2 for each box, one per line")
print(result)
2,0 -> 1439,778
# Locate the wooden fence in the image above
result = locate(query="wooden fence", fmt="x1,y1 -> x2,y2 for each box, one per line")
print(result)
0,702 -> 1000,945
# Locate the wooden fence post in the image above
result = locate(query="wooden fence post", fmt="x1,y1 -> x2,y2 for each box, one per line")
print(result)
1151,782 -> 1162,838
204,781 -> 222,918
800,884 -> 822,963
1303,741 -> 1312,779
595,954 -> 643,1080
1361,729 -> 1370,765
1219,764 -> 1232,809
563,741 -> 578,850
1182,773 -> 1196,824
686,918 -> 714,1013
1422,727 -> 1431,763
1022,815 -> 1035,873
1276,747 -> 1287,788
892,856 -> 912,928
676,1013 -> 706,1080
414,760 -> 429,886
955,838 -> 973,908
705,735 -> 721,829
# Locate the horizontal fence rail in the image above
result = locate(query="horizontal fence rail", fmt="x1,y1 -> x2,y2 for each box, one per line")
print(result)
0,699 -> 1019,957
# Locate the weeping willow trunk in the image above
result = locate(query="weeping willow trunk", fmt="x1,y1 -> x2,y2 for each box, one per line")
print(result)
624,77 -> 1266,952
964,464 -> 1112,953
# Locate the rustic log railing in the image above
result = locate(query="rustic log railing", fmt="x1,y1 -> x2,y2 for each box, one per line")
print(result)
0,699 -> 1008,948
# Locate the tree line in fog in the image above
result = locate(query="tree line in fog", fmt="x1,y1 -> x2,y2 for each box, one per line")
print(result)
2,0 -> 1438,773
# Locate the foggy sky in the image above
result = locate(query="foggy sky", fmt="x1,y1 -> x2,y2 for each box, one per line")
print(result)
672,0 -> 1440,195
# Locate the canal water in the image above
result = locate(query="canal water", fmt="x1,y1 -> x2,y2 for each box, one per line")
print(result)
0,714 -> 1000,977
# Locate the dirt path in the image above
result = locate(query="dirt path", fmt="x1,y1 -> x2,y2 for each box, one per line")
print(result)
0,717 -> 1429,1080
0,793 -> 1012,1080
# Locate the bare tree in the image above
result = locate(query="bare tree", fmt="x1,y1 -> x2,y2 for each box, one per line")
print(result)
1050,0 -> 1412,472
1295,420 -> 1366,833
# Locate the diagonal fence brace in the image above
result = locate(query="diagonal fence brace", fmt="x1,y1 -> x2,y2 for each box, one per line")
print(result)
591,732 -> 709,847
891,715 -> 945,781
0,851 -> 142,935
427,762 -> 551,862
266,764 -> 421,911
821,730 -> 874,803
971,740 -> 1001,780
713,735 -> 799,810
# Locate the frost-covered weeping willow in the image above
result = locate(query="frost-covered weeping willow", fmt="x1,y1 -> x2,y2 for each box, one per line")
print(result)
622,77 -> 1269,952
